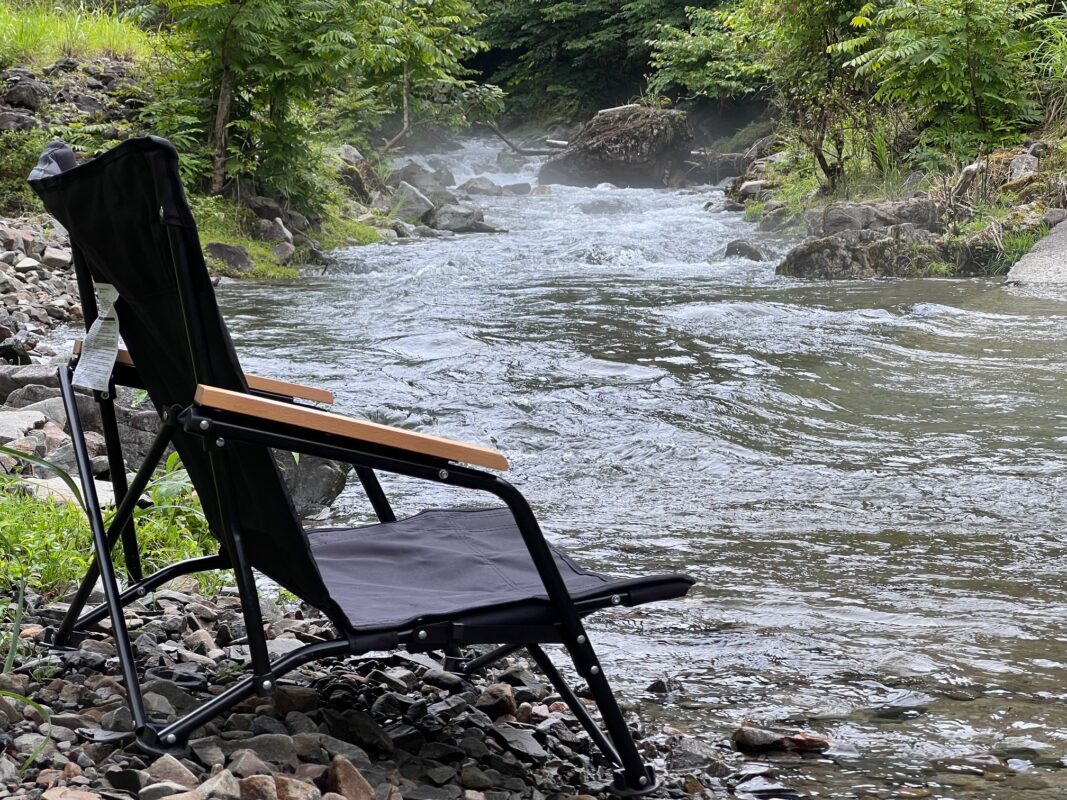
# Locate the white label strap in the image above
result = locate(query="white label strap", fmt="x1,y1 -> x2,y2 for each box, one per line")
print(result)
72,283 -> 121,392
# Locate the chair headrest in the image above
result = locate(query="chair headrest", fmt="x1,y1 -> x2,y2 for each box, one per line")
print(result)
28,141 -> 78,180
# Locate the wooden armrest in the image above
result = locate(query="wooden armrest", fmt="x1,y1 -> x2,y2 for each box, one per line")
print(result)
73,339 -> 334,404
194,384 -> 509,471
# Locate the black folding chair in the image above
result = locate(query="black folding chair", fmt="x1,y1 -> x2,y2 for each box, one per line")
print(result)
27,137 -> 694,796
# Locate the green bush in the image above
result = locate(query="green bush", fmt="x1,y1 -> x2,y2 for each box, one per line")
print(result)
837,0 -> 1043,157
0,130 -> 49,215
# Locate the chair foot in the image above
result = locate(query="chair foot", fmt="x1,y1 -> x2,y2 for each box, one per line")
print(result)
611,765 -> 659,797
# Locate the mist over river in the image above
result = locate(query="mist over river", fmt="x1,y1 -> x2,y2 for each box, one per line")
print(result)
216,138 -> 1067,798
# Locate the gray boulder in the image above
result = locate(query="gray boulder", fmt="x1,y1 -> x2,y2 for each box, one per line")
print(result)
272,242 -> 296,265
459,176 -> 503,196
338,144 -> 364,166
822,198 -> 939,236
392,181 -> 435,222
1009,153 -> 1039,181
0,111 -> 36,132
205,242 -> 253,273
0,409 -> 44,445
273,451 -> 352,518
4,79 -> 49,111
427,203 -> 489,233
777,224 -> 942,280
539,105 -> 692,188
724,240 -> 768,261
256,217 -> 293,244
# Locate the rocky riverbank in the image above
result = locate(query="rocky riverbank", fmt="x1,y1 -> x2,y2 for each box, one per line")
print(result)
704,140 -> 1067,280
0,587 -> 827,800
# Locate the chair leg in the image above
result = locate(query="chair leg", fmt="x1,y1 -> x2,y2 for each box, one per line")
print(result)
58,367 -> 153,738
532,639 -> 656,797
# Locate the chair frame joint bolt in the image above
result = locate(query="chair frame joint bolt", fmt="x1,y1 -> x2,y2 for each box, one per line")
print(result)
417,629 -> 428,640
215,437 -> 225,448
101,391 -> 109,400
611,594 -> 622,605
576,634 -> 587,644
199,419 -> 210,431
590,665 -> 601,675
261,679 -> 272,691
639,777 -> 649,786
164,733 -> 176,745
438,469 -> 449,480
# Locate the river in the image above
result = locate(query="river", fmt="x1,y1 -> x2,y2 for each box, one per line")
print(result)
217,138 -> 1067,798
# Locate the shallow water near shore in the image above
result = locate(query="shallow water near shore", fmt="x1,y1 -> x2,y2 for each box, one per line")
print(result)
215,138 -> 1067,797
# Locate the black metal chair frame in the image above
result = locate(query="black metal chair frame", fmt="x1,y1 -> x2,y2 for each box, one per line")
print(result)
49,223 -> 662,796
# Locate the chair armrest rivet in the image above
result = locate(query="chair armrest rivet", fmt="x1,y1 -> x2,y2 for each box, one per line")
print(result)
576,635 -> 586,645
438,469 -> 449,480
611,594 -> 622,605
164,734 -> 176,744
417,630 -> 428,640
215,438 -> 225,448
590,666 -> 601,675
199,419 -> 210,431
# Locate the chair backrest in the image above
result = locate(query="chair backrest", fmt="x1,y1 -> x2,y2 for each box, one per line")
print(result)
28,137 -> 342,619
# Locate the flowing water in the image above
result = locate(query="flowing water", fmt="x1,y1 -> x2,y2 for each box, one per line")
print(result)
215,139 -> 1067,797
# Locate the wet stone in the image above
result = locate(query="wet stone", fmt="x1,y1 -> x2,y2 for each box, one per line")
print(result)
239,775 -> 279,800
139,780 -> 195,800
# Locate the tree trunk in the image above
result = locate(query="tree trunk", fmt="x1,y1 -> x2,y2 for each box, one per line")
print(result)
210,66 -> 235,195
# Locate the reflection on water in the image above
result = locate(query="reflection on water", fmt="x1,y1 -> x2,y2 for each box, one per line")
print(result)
217,138 -> 1067,797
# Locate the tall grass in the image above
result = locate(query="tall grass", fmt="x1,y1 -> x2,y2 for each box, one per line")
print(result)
0,1 -> 155,69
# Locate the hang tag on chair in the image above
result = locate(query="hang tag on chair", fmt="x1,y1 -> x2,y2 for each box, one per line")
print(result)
72,283 -> 120,392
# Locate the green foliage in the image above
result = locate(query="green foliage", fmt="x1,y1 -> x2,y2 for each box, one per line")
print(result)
648,5 -> 764,101
0,0 -> 155,69
0,453 -> 221,595
1033,7 -> 1067,122
836,0 -> 1043,156
479,0 -> 717,114
0,130 -> 48,215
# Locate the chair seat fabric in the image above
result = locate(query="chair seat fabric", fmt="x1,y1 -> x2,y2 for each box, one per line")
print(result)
308,507 -> 692,632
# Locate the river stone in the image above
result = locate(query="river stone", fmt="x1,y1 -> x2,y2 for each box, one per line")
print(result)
724,239 -> 767,261
146,754 -> 199,789
738,180 -> 767,198
1009,153 -> 1039,181
326,755 -> 374,800
821,198 -> 939,236
0,408 -> 44,444
474,683 -> 516,720
338,144 -> 364,166
239,775 -> 279,800
459,177 -> 503,196
275,775 -> 321,800
272,242 -> 296,265
4,78 -> 49,111
0,110 -> 37,131
777,225 -> 942,280
228,748 -> 276,777
392,181 -> 435,222
668,737 -> 732,776
205,242 -> 253,273
427,203 -> 486,233
257,217 -> 293,244
323,709 -> 393,756
196,769 -> 240,800
538,106 -> 691,188
139,781 -> 192,800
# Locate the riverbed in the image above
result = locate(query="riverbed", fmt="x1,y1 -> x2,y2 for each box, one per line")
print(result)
217,138 -> 1067,798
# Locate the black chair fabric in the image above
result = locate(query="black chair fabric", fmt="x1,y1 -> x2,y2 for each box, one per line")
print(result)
310,508 -> 693,633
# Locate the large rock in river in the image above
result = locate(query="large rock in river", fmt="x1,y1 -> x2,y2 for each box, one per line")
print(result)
821,198 -> 940,236
538,105 -> 692,188
777,224 -> 943,280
